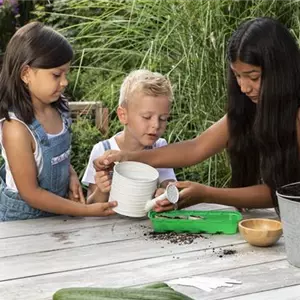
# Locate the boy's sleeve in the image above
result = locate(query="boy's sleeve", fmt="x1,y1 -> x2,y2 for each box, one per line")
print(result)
81,143 -> 105,186
155,139 -> 177,184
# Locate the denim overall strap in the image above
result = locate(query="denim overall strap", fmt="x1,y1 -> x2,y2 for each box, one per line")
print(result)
102,140 -> 111,151
28,113 -> 71,197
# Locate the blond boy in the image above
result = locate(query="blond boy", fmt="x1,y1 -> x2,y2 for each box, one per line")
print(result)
82,69 -> 176,203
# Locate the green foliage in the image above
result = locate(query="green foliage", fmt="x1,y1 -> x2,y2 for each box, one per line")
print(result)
70,118 -> 102,180
0,0 -> 18,54
30,0 -> 300,186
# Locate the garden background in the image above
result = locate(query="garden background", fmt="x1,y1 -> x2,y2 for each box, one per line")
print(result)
1,0 -> 300,190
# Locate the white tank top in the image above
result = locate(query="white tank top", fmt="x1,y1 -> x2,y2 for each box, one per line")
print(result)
0,113 -> 65,192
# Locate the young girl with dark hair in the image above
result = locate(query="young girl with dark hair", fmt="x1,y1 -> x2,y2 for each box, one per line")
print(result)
0,22 -> 116,221
94,17 -> 300,212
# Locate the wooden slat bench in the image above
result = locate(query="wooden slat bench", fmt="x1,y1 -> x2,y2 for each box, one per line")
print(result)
69,101 -> 109,134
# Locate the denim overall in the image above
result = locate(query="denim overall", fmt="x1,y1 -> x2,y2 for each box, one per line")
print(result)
0,111 -> 72,221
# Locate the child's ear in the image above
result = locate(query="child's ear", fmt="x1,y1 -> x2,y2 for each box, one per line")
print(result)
20,65 -> 31,85
117,106 -> 128,125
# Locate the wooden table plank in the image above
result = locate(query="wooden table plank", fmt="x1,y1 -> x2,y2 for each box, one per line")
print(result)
182,259 -> 300,300
230,285 -> 300,300
0,219 -> 150,257
0,241 -> 286,300
0,215 -> 136,238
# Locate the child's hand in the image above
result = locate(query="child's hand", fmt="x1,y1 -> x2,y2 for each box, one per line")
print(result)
68,172 -> 85,204
93,150 -> 127,171
153,181 -> 205,212
174,181 -> 207,208
94,171 -> 112,193
88,201 -> 117,216
153,187 -> 173,212
154,187 -> 166,198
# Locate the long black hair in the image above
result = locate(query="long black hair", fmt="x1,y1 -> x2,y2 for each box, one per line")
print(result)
0,21 -> 73,124
227,17 -> 300,206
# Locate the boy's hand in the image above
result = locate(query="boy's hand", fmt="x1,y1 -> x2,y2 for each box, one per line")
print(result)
154,187 -> 165,198
93,150 -> 127,171
94,170 -> 112,193
69,172 -> 85,204
153,187 -> 172,212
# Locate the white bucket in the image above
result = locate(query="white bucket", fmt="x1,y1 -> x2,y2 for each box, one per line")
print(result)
276,182 -> 300,267
109,161 -> 159,217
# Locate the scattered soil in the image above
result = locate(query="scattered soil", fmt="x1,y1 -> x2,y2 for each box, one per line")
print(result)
216,248 -> 237,258
223,249 -> 237,255
51,232 -> 70,242
144,231 -> 207,245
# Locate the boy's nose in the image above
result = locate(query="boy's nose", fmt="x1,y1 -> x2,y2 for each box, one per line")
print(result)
151,118 -> 160,129
60,75 -> 68,87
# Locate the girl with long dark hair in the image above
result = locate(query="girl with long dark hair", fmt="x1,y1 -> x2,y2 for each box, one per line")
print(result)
94,17 -> 300,211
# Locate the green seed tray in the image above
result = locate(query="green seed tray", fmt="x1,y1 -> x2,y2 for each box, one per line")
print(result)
148,210 -> 243,235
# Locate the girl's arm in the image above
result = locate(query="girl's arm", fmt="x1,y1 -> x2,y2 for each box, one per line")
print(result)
95,115 -> 229,169
180,181 -> 273,208
205,184 -> 273,208
156,181 -> 274,211
2,120 -> 115,216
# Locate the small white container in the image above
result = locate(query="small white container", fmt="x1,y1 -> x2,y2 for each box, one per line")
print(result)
109,161 -> 159,217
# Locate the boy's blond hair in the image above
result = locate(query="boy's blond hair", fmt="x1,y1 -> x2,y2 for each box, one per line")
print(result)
119,69 -> 173,106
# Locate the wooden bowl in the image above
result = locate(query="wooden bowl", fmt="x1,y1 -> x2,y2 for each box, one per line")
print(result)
238,218 -> 282,247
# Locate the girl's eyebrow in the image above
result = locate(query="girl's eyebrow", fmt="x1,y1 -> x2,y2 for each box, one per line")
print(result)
241,70 -> 261,74
231,68 -> 260,75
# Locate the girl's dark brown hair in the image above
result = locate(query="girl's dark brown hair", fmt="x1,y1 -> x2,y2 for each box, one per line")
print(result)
0,22 -> 73,124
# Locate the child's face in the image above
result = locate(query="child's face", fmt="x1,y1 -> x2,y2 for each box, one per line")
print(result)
22,62 -> 70,105
231,59 -> 261,104
121,91 -> 171,147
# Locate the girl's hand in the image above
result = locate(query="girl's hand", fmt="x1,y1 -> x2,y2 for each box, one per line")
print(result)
68,172 -> 85,204
88,201 -> 117,216
175,181 -> 207,208
94,170 -> 112,193
153,181 -> 207,212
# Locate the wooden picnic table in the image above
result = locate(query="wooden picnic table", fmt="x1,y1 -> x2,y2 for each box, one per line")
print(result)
0,203 -> 299,300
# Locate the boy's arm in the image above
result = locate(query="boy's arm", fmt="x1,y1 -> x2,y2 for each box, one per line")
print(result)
160,179 -> 176,189
68,164 -> 85,203
87,183 -> 109,204
155,138 -> 177,189
82,142 -> 107,203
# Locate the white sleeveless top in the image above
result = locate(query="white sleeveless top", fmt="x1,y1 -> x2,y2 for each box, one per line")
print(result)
0,113 -> 65,192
